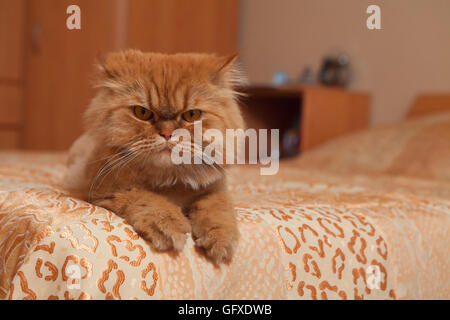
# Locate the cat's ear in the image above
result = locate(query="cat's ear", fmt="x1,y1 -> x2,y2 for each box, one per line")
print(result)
91,53 -> 121,89
95,63 -> 116,81
212,52 -> 247,88
92,64 -> 116,89
218,52 -> 240,71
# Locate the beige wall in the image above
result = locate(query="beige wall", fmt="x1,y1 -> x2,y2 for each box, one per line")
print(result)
239,0 -> 450,124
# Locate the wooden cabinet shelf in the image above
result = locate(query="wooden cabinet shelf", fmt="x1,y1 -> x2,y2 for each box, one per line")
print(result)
239,85 -> 370,158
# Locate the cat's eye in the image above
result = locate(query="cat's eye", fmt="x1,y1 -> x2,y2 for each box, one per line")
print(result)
182,109 -> 202,122
133,106 -> 153,121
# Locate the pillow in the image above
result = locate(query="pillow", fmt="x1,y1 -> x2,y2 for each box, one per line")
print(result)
296,112 -> 450,181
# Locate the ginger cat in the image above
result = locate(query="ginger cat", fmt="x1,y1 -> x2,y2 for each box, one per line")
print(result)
63,49 -> 245,264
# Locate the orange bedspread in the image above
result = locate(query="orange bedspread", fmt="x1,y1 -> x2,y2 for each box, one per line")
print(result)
1,113 -> 449,300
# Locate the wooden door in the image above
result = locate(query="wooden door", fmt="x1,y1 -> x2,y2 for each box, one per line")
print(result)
0,0 -> 26,149
125,0 -> 239,55
24,0 -> 124,150
24,0 -> 238,150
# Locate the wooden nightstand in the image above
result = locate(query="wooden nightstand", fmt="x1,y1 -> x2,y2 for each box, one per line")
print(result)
238,85 -> 370,157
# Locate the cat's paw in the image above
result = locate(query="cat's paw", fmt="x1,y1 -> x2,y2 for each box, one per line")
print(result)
132,207 -> 192,252
93,192 -> 191,252
195,227 -> 239,265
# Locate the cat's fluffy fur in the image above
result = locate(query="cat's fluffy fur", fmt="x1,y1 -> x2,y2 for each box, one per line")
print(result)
63,49 -> 245,264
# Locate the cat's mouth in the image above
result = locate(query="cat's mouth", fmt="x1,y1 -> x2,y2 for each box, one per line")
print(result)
156,142 -> 174,154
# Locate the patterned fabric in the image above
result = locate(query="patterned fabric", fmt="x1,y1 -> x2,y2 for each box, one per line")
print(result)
298,112 -> 450,181
0,114 -> 449,300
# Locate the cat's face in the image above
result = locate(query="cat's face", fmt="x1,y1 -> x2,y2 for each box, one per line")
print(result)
85,50 -> 245,173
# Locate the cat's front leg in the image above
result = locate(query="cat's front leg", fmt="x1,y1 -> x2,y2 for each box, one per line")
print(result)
95,188 -> 191,252
189,190 -> 239,265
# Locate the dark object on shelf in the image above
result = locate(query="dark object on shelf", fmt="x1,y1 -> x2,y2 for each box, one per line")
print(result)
318,54 -> 351,87
272,70 -> 289,86
282,128 -> 300,158
298,66 -> 316,85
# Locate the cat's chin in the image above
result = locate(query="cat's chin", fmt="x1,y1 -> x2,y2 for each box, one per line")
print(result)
147,149 -> 175,168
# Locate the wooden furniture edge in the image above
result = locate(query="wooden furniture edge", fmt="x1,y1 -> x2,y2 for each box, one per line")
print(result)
407,94 -> 450,118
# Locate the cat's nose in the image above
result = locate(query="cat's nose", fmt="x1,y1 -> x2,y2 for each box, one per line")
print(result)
159,130 -> 173,141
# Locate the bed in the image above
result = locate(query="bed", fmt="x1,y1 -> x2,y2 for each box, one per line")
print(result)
1,107 -> 449,300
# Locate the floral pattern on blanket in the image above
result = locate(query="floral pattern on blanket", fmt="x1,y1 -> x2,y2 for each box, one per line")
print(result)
1,150 -> 448,299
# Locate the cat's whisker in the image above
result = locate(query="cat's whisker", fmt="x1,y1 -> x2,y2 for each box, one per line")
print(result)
96,151 -> 131,178
88,139 -> 141,165
177,141 -> 224,170
113,151 -> 140,181
93,151 -> 136,195
88,136 -> 225,202
88,151 -> 127,165
88,141 -> 144,201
